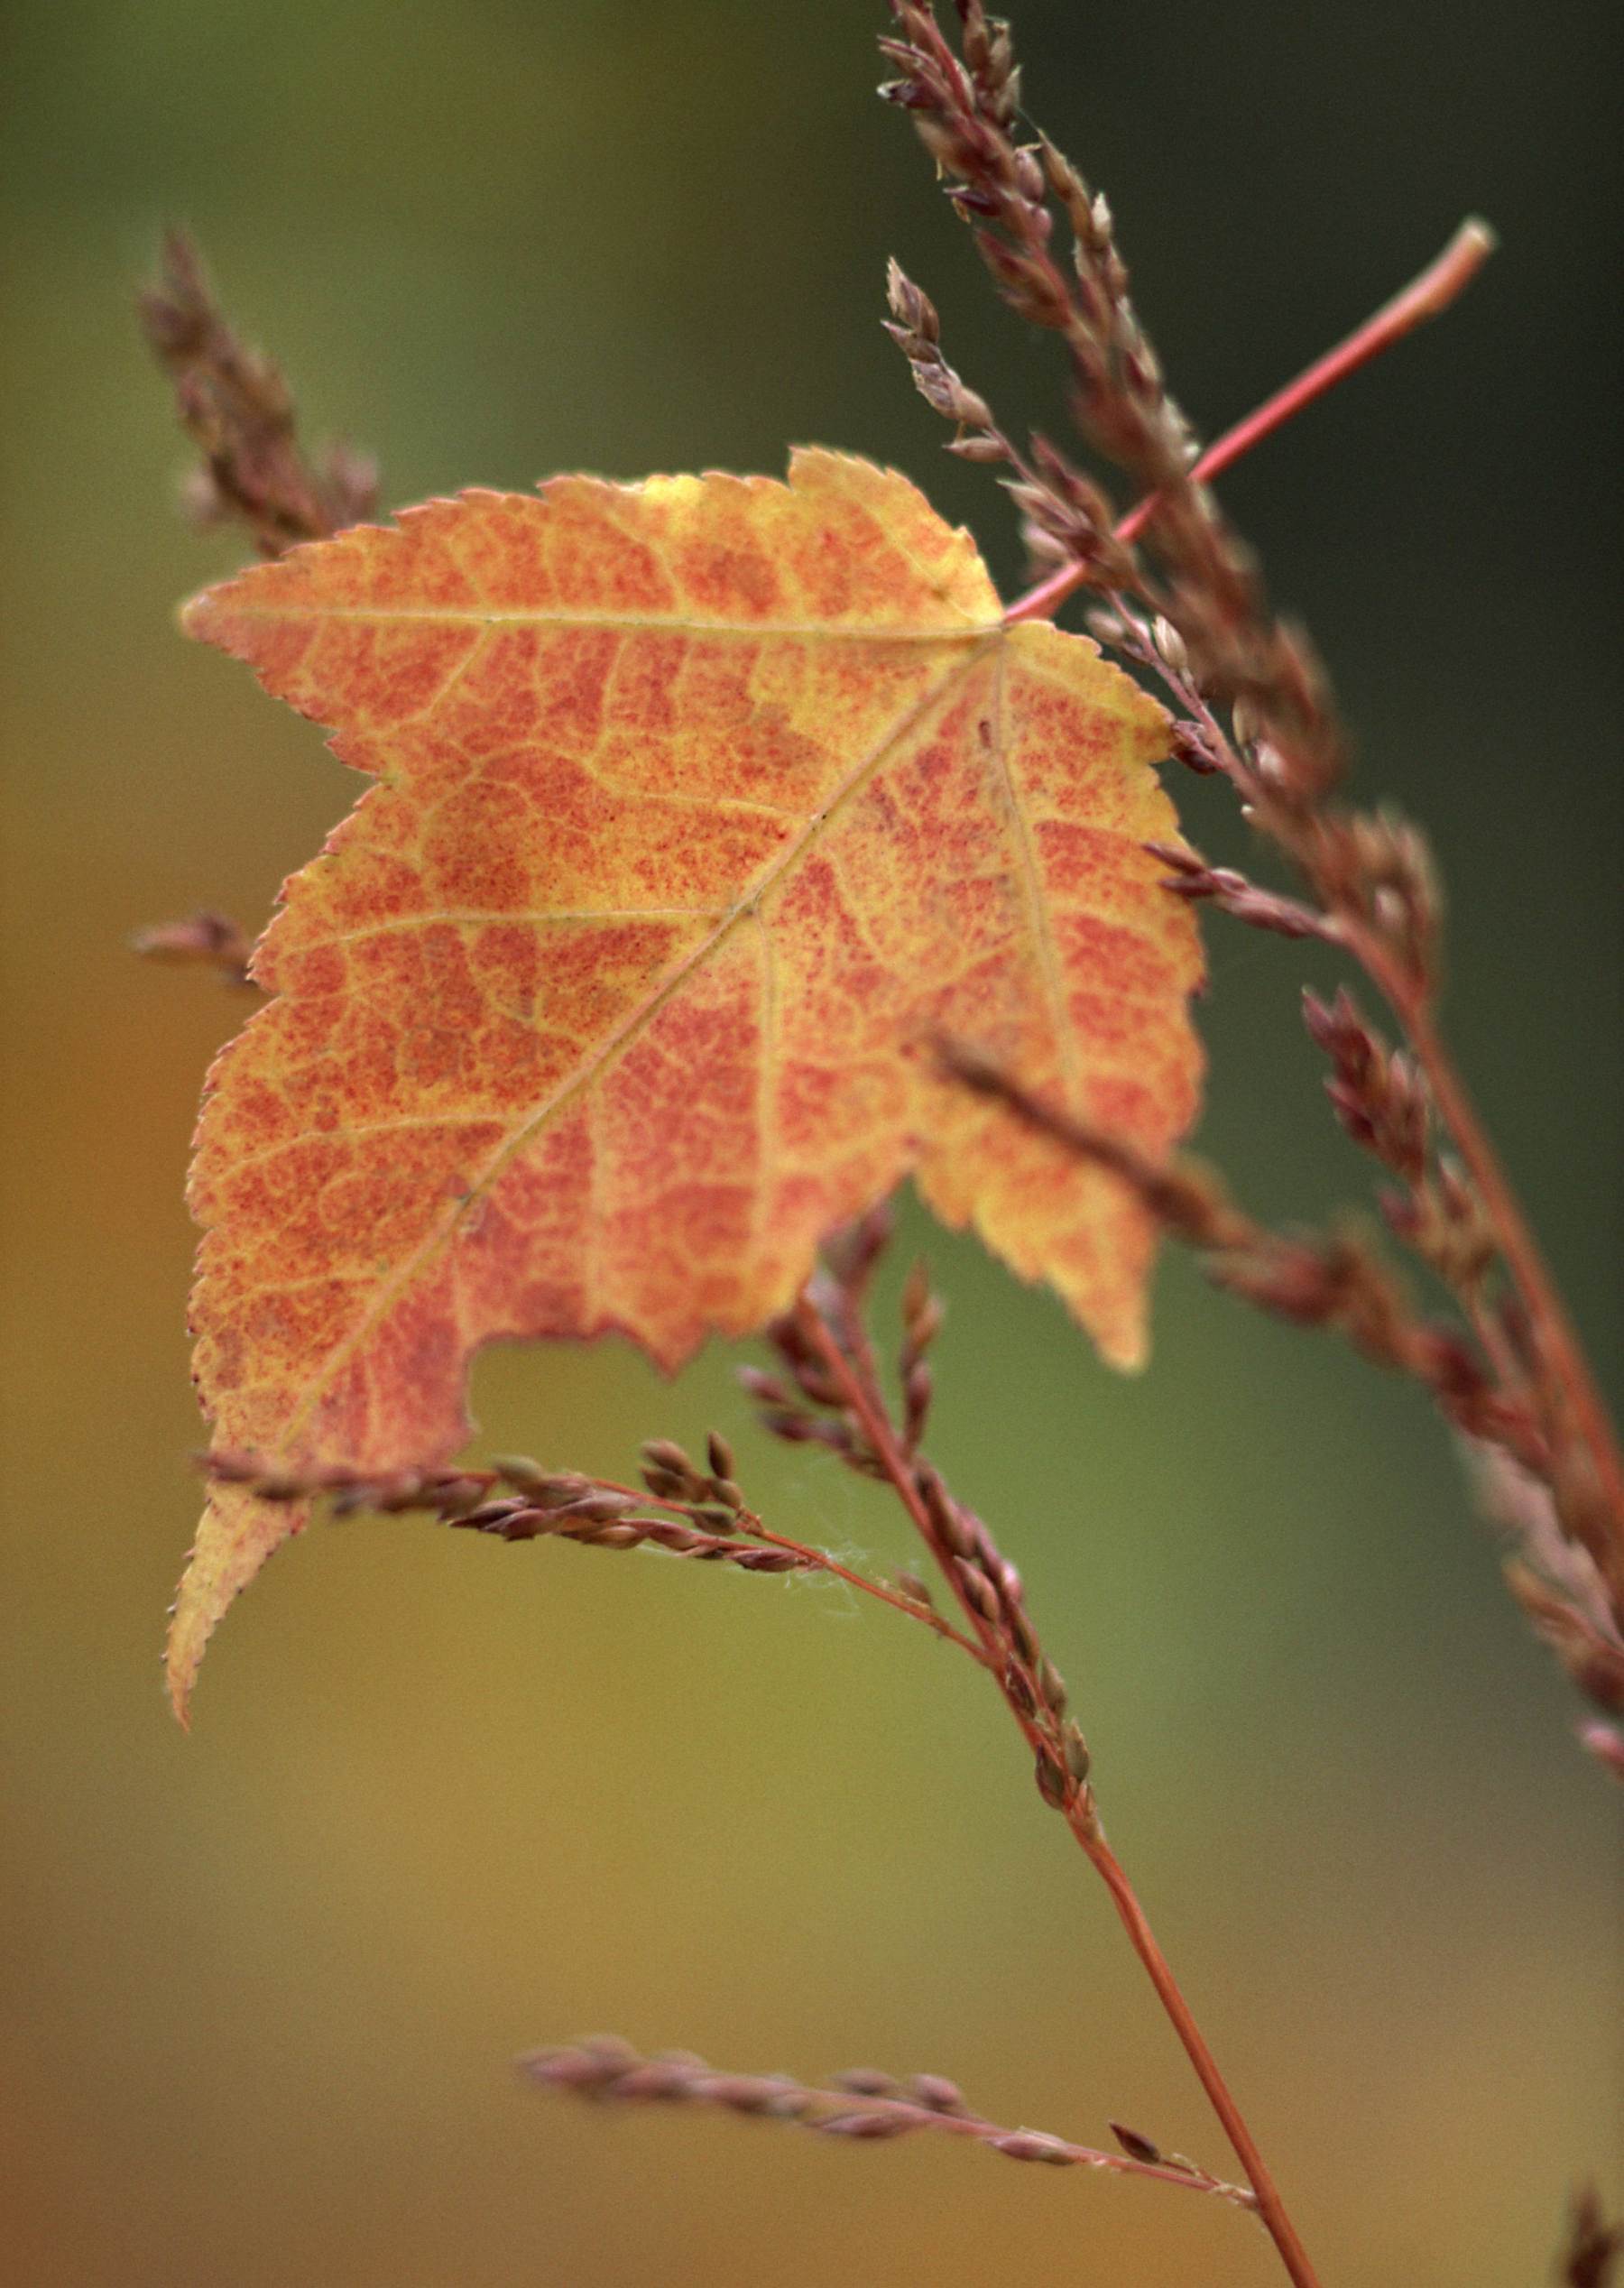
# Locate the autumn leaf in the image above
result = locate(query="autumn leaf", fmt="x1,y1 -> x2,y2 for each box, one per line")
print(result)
170,448 -> 1202,1715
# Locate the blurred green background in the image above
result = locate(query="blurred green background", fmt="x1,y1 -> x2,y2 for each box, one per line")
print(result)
2,2 -> 1619,2282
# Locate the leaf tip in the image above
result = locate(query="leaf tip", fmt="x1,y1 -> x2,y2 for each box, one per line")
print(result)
163,1630 -> 198,1731
177,587 -> 224,651
163,1483 -> 311,1727
164,1566 -> 211,1729
1103,1324 -> 1149,1375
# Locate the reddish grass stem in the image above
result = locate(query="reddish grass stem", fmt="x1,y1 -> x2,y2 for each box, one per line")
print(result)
1079,1833 -> 1321,2283
792,1299 -> 1323,2288
992,179 -> 1624,1642
1354,941 -> 1624,1580
1004,217 -> 1496,627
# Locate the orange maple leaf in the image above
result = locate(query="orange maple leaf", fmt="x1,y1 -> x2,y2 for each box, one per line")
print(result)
170,449 -> 1202,1715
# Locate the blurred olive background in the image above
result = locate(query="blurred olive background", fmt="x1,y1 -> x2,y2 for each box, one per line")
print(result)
2,2 -> 1619,2283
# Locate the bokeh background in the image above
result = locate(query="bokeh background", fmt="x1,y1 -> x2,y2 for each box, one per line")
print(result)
3,3 -> 1619,2283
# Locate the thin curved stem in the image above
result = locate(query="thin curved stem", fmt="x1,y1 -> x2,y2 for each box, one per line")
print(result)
1351,944 -> 1624,1584
792,1300 -> 1323,2288
751,1520 -> 996,1660
1005,218 -> 1496,628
